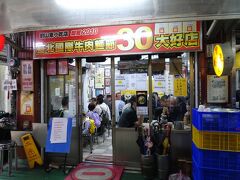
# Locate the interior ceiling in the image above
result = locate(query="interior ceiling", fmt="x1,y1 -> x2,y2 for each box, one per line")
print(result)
1,0 -> 240,34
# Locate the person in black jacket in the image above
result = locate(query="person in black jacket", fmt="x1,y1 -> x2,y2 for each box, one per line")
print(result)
118,96 -> 138,128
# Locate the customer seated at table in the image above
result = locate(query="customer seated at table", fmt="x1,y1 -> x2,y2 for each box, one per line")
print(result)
119,96 -> 138,128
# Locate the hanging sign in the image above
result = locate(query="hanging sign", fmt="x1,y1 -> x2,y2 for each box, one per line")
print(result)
21,60 -> 34,91
174,78 -> 187,97
34,21 -> 201,59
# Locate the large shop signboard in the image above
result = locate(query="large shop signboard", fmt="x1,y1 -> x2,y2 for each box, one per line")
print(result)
34,21 -> 202,59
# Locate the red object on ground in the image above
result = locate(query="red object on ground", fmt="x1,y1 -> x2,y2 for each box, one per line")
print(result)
0,35 -> 5,51
65,163 -> 124,180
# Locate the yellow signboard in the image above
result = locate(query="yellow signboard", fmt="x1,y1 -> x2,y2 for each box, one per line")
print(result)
213,44 -> 224,76
174,78 -> 187,97
121,90 -> 136,96
21,133 -> 43,168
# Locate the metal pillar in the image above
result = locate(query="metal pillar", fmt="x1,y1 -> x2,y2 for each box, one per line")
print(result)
148,55 -> 153,123
76,59 -> 82,163
194,52 -> 199,108
111,57 -> 116,162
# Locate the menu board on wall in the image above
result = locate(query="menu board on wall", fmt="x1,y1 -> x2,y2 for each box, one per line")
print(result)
207,75 -> 228,103
174,78 -> 187,97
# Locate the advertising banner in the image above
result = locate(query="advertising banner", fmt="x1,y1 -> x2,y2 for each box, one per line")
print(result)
34,21 -> 201,59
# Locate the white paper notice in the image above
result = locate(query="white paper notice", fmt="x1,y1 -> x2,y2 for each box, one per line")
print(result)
115,75 -> 126,91
50,118 -> 68,143
136,73 -> 147,90
137,106 -> 148,116
154,75 -> 166,93
55,88 -> 60,96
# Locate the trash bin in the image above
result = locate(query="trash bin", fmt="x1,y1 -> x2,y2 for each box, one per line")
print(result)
157,154 -> 169,180
141,154 -> 156,179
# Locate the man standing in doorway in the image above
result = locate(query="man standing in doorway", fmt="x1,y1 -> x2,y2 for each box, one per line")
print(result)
115,91 -> 125,124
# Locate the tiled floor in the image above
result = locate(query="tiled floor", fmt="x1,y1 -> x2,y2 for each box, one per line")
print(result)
83,130 -> 112,160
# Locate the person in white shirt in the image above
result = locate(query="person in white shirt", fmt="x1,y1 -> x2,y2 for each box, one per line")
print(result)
115,92 -> 125,124
96,94 -> 111,122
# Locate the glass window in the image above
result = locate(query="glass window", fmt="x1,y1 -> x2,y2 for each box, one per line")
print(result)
47,62 -> 76,120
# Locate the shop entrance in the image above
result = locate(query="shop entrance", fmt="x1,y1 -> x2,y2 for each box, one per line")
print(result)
81,57 -> 113,163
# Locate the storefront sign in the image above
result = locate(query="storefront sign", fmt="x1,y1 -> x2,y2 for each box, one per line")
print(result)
174,78 -> 187,97
21,61 -> 34,91
207,75 -> 228,103
20,92 -> 34,115
34,21 -> 201,59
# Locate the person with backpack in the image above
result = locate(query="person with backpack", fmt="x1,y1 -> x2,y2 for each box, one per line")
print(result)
82,114 -> 96,135
86,102 -> 101,128
95,94 -> 111,124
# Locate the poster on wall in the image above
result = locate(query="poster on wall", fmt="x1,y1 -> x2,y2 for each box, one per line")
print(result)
174,78 -> 187,97
136,91 -> 148,115
58,60 -> 69,75
104,68 -> 111,78
105,78 -> 111,86
95,68 -> 105,88
20,92 -> 34,115
207,75 -> 228,103
21,61 -> 34,91
47,60 -> 57,75
115,75 -> 126,91
153,75 -> 166,94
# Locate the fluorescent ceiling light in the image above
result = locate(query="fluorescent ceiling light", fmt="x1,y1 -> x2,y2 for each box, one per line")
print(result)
55,0 -> 146,10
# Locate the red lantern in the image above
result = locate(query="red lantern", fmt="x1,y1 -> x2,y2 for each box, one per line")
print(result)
0,35 -> 5,52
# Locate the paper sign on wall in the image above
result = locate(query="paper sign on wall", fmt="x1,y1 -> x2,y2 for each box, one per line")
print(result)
207,75 -> 228,103
174,78 -> 187,97
50,118 -> 68,143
